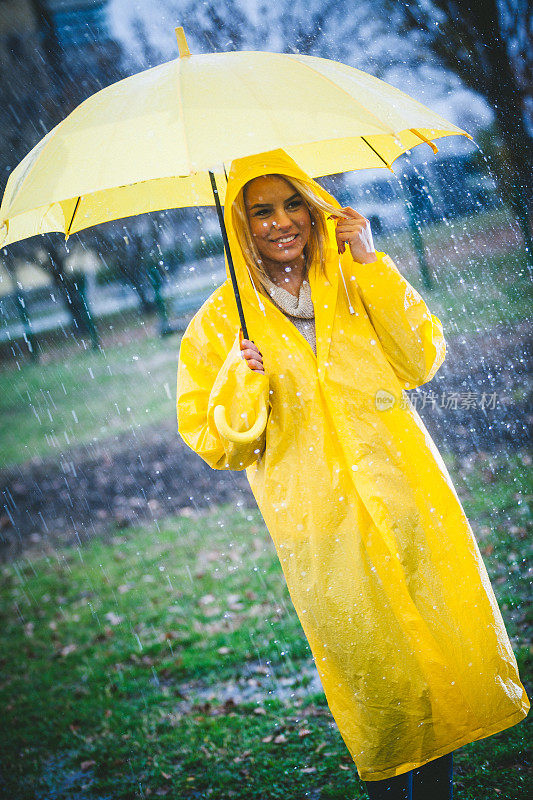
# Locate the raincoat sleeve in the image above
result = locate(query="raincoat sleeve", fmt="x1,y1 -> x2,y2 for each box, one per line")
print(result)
349,250 -> 446,389
176,317 -> 270,471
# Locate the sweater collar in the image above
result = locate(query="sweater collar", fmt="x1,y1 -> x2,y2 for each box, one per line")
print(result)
261,275 -> 315,319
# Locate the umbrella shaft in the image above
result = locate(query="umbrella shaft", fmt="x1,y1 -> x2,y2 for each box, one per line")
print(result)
209,171 -> 249,340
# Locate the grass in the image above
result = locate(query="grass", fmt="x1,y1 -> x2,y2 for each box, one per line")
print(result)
403,249 -> 531,335
0,327 -> 181,469
375,206 -> 531,334
377,207 -> 519,254
442,449 -> 533,654
0,449 -> 531,799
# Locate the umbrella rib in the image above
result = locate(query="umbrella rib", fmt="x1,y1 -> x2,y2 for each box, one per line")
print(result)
360,137 -> 394,172
65,195 -> 81,239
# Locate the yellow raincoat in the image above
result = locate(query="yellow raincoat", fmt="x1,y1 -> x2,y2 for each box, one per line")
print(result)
176,149 -> 529,781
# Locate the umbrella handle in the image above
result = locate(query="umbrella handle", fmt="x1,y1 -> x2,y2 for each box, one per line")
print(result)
213,404 -> 268,444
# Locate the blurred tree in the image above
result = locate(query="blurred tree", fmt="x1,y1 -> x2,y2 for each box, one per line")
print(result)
87,213 -> 181,335
137,0 -> 402,72
94,223 -> 159,315
0,245 -> 38,359
116,230 -> 157,315
383,0 -> 532,256
40,236 -> 99,347
0,0 -> 122,343
474,124 -> 517,208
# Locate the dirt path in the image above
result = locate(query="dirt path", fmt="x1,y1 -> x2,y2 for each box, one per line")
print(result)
0,322 -> 530,562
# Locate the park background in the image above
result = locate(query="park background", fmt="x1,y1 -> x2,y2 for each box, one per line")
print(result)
0,1 -> 531,798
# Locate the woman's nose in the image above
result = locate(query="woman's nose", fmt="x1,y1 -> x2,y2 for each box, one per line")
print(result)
272,210 -> 292,229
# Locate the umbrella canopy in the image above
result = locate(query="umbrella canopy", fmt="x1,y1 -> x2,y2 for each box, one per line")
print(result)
0,28 -> 471,248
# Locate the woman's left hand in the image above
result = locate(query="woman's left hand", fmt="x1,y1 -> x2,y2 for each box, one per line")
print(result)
334,207 -> 377,264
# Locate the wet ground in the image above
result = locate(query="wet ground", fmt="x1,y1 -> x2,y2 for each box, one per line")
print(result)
0,322 -> 530,562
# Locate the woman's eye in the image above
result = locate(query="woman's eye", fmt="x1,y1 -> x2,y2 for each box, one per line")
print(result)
254,209 -> 270,217
287,200 -> 303,209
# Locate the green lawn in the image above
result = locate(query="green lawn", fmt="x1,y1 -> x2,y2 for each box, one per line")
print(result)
400,249 -> 531,335
0,449 -> 530,799
0,329 -> 181,469
376,207 -> 531,333
378,207 -> 519,253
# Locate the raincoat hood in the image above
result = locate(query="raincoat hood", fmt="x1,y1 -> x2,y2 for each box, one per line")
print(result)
223,148 -> 341,313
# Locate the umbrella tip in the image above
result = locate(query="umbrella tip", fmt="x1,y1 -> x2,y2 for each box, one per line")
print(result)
175,27 -> 191,58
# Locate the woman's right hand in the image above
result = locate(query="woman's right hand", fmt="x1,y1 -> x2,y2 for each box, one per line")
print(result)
240,339 -> 265,374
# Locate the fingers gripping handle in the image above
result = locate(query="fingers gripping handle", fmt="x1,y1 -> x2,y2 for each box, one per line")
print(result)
213,404 -> 268,444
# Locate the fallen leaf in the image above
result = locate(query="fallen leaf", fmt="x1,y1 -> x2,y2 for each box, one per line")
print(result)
104,612 -> 123,626
203,606 -> 222,617
199,593 -> 216,605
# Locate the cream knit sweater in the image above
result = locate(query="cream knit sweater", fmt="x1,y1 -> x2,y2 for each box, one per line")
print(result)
261,274 -> 316,355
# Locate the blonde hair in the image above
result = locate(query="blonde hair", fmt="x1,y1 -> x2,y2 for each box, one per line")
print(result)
231,174 -> 347,294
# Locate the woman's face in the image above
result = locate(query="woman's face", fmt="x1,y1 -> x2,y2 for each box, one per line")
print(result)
244,175 -> 312,268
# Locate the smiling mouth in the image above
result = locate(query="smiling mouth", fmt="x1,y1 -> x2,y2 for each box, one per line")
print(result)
271,234 -> 298,245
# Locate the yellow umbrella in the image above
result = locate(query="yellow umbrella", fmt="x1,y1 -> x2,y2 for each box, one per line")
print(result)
0,27 -> 471,439
0,27 -> 471,249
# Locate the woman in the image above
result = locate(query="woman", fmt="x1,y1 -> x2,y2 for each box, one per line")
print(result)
176,149 -> 529,796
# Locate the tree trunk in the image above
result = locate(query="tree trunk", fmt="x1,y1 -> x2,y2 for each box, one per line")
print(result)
50,272 -> 90,334
129,279 -> 156,315
470,0 -> 533,257
44,239 -> 99,344
493,110 -> 533,266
